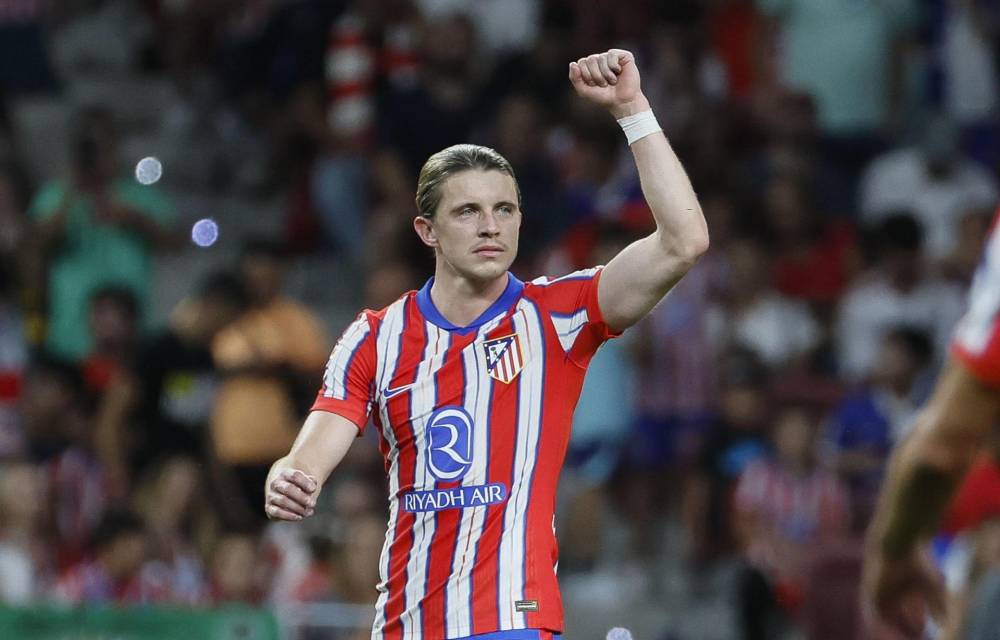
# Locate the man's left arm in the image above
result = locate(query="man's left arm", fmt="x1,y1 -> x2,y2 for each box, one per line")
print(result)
570,50 -> 709,333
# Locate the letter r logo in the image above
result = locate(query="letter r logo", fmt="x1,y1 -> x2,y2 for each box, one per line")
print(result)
426,406 -> 474,481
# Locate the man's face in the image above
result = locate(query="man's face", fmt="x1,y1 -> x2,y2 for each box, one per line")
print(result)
416,170 -> 521,284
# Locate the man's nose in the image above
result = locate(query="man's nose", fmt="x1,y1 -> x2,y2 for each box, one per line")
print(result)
478,211 -> 501,236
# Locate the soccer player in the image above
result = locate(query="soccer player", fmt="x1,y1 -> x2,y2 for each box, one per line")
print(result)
264,49 -> 709,640
863,208 -> 1000,638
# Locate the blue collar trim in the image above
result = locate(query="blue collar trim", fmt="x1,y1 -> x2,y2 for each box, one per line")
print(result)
416,273 -> 524,335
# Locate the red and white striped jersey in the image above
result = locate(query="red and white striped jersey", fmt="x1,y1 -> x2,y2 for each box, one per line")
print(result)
312,269 -> 618,639
953,208 -> 1000,388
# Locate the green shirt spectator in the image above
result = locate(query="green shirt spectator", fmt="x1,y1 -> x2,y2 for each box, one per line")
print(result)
29,178 -> 175,361
758,0 -> 919,134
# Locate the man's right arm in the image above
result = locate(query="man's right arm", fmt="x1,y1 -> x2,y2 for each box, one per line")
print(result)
265,410 -> 360,521
267,311 -> 378,520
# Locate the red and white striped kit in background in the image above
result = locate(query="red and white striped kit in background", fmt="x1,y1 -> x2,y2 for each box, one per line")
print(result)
313,268 -> 618,640
952,208 -> 1000,388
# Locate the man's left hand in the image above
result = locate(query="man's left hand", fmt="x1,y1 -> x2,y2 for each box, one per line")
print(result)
569,49 -> 648,118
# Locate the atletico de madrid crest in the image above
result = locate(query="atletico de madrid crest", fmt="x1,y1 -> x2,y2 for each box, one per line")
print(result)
483,333 -> 524,384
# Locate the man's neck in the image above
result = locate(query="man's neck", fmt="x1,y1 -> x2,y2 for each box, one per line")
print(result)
429,268 -> 510,328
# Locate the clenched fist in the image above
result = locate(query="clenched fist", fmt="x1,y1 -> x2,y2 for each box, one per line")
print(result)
265,468 -> 319,521
569,49 -> 648,118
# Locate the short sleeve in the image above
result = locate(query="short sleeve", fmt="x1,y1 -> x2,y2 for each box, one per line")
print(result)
311,313 -> 377,433
952,213 -> 1000,389
529,267 -> 622,366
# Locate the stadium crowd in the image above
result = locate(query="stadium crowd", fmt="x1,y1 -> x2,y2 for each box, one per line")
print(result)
0,0 -> 998,638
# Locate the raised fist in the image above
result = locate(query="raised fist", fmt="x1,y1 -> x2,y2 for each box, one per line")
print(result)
569,49 -> 643,116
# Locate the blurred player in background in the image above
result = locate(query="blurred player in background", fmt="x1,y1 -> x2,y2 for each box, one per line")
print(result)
264,48 -> 709,640
864,208 -> 1000,639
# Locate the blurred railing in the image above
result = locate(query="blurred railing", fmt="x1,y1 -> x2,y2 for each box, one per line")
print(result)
274,602 -> 374,639
0,603 -> 376,639
0,604 -> 280,639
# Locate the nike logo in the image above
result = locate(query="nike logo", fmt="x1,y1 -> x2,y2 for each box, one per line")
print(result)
384,383 -> 415,399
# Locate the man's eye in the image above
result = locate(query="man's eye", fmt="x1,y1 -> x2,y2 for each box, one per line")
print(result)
498,206 -> 513,216
460,208 -> 476,217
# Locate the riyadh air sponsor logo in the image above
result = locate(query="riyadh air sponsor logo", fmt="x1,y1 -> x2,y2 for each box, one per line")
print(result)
402,483 -> 507,513
404,405 -> 508,512
483,333 -> 523,384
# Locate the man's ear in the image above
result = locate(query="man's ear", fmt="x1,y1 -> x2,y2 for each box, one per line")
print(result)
414,216 -> 438,248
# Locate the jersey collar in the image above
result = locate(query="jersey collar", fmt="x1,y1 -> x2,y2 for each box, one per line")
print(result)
416,272 -> 524,335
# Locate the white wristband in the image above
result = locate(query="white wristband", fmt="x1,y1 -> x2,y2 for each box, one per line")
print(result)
617,110 -> 662,145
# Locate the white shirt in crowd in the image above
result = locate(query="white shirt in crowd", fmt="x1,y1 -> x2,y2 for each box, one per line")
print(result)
709,292 -> 821,369
837,273 -> 965,380
860,148 -> 999,259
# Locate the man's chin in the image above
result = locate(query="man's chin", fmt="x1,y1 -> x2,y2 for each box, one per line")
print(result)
466,261 -> 511,283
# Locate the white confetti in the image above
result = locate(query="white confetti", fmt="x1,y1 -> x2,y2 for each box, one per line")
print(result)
606,628 -> 633,640
135,156 -> 163,185
191,218 -> 219,247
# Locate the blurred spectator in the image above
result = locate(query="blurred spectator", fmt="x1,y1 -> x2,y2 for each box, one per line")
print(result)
0,0 -> 58,94
542,118 -> 642,272
379,11 -> 484,175
414,0 -> 540,54
209,530 -> 267,605
134,457 -> 209,605
332,513 -> 384,606
480,10 -> 575,123
822,326 -> 933,530
364,260 -> 419,310
0,263 -> 26,457
94,271 -> 249,494
836,213 -> 964,380
29,106 -> 177,361
0,460 -> 49,603
705,0 -> 761,102
859,115 -> 999,260
757,0 -> 917,137
80,285 -> 139,397
938,0 -> 1000,167
559,225 -> 636,572
274,0 -> 422,257
629,194 -> 732,505
52,509 -> 148,604
20,355 -> 107,567
682,351 -> 770,565
732,404 -> 851,640
763,174 -> 859,305
0,162 -> 46,339
288,535 -> 335,605
0,162 -> 30,280
211,239 -> 328,529
490,94 -> 570,266
713,237 -> 821,369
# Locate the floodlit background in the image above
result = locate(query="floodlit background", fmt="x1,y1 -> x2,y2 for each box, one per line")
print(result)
0,1 -> 998,639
